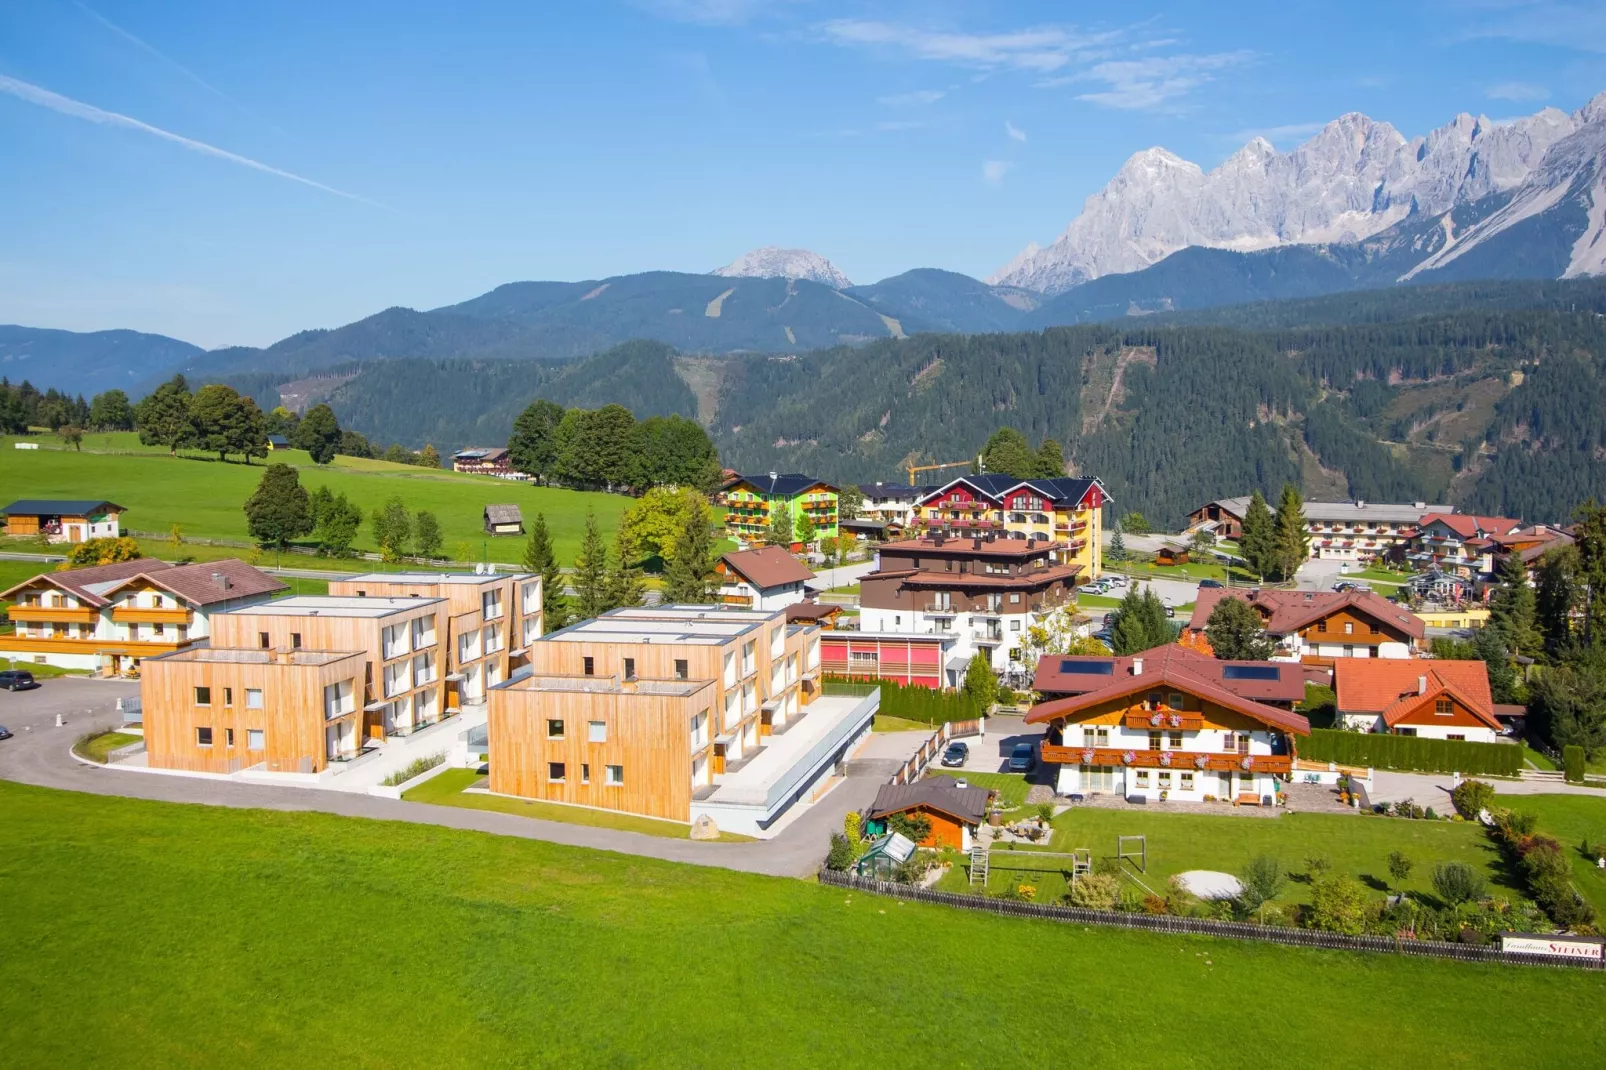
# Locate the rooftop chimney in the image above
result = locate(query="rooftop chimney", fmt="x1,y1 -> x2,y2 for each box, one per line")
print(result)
211,572 -> 231,590
1413,501 -> 1426,510
972,537 -> 982,550
1418,675 -> 1428,695
1132,657 -> 1144,677
768,471 -> 778,481
1356,500 -> 1367,509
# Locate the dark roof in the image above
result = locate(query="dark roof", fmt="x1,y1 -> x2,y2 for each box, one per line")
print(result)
879,535 -> 1061,558
100,559 -> 289,607
0,557 -> 169,606
266,434 -> 290,446
1033,645 -> 1305,704
1,499 -> 124,516
484,504 -> 523,524
731,472 -> 837,497
719,546 -> 814,589
857,483 -> 928,497
919,475 -> 1102,507
784,601 -> 842,623
869,780 -> 991,825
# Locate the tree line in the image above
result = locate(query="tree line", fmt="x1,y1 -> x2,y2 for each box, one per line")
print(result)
1,380 -> 136,436
242,464 -> 443,561
508,399 -> 721,492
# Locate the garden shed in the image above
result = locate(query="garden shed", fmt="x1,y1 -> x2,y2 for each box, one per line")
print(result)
483,504 -> 524,536
866,780 -> 992,851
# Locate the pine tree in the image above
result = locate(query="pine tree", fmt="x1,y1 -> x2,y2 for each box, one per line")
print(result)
1110,586 -> 1172,655
1108,520 -> 1128,564
1536,546 -> 1577,658
1273,483 -> 1310,581
571,512 -> 610,620
664,509 -> 717,604
521,513 -> 566,632
1239,491 -> 1275,580
604,522 -> 645,610
1488,552 -> 1541,658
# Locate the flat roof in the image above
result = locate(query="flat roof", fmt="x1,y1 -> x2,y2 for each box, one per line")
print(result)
158,647 -> 364,667
699,694 -> 871,806
493,673 -> 712,697
542,604 -> 792,646
335,571 -> 533,586
219,594 -> 445,618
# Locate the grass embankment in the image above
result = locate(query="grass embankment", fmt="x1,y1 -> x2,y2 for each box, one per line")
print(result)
872,714 -> 935,733
938,804 -> 1519,907
1,433 -> 628,564
403,768 -> 753,842
0,781 -> 1600,1066
1495,792 -> 1606,916
71,731 -> 142,763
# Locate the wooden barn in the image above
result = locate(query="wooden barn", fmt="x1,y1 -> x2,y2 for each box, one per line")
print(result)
484,504 -> 524,536
1155,542 -> 1190,566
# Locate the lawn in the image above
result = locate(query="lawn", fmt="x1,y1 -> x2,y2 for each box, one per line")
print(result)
1495,792 -> 1606,916
938,805 -> 1519,909
1108,559 -> 1254,584
0,781 -> 1601,1066
1,433 -> 629,564
72,731 -> 142,763
873,714 -> 935,733
1076,593 -> 1123,610
403,768 -> 753,842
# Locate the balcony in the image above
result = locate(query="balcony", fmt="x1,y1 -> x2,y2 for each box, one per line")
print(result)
111,606 -> 194,625
1040,745 -> 1291,774
8,605 -> 98,624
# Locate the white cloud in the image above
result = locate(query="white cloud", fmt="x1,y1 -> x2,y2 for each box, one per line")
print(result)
1486,81 -> 1551,101
982,159 -> 1013,185
0,74 -> 385,208
820,19 -> 1125,73
878,89 -> 946,107
1072,51 -> 1254,111
1225,121 -> 1325,145
1005,119 -> 1027,142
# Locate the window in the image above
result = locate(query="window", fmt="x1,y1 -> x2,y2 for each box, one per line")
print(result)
675,658 -> 689,680
1447,733 -> 1466,741
1397,727 -> 1417,737
290,632 -> 302,649
1317,620 -> 1327,633
583,656 -> 595,676
1344,621 -> 1354,635
1158,771 -> 1172,790
605,764 -> 624,786
1135,770 -> 1150,788
1147,731 -> 1162,751
196,726 -> 213,746
194,686 -> 212,706
581,763 -> 591,784
622,658 -> 636,681
1168,692 -> 1183,710
546,719 -> 565,739
222,687 -> 233,706
849,650 -> 877,667
247,729 -> 264,750
1081,726 -> 1109,747
1168,731 -> 1183,749
259,631 -> 270,649
547,762 -> 566,782
1010,619 -> 1021,632
1180,772 -> 1195,791
245,688 -> 264,710
690,710 -> 709,749
481,589 -> 503,620
1435,698 -> 1453,716
1146,692 -> 1161,710
225,728 -> 235,747
1009,593 -> 1020,604
588,720 -> 607,743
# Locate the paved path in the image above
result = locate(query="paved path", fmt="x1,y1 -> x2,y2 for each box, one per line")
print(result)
1368,769 -> 1606,805
0,678 -> 918,878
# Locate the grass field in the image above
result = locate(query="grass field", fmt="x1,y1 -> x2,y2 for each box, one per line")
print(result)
72,731 -> 143,763
1,434 -> 630,564
872,714 -> 934,733
1,781 -> 1601,1067
938,804 -> 1521,907
403,768 -> 753,842
1495,791 -> 1606,915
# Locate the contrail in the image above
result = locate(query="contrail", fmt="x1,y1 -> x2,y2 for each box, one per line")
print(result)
0,74 -> 389,209
72,0 -> 241,111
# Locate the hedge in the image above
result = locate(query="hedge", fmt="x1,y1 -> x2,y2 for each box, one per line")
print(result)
823,675 -> 982,725
1563,745 -> 1585,784
1300,728 -> 1521,777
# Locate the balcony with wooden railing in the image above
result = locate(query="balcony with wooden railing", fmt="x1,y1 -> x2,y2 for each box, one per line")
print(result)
1040,744 -> 1292,774
7,604 -> 99,625
111,606 -> 195,625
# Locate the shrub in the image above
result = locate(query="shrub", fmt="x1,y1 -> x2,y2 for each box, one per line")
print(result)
380,752 -> 445,787
996,685 -> 1018,706
1563,744 -> 1585,784
892,851 -> 936,885
822,675 -> 981,724
1307,875 -> 1369,935
1035,802 -> 1056,825
1236,855 -> 1286,916
1451,779 -> 1495,819
843,811 -> 865,858
1140,894 -> 1168,915
1066,873 -> 1120,910
1165,875 -> 1199,916
1430,861 -> 1487,905
887,812 -> 931,844
1116,887 -> 1146,913
825,833 -> 856,872
1303,855 -> 1332,881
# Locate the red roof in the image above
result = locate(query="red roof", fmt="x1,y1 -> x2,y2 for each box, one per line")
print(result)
1419,513 -> 1524,540
1033,645 -> 1305,704
1188,587 -> 1424,640
1333,658 -> 1495,730
718,546 -> 815,590
879,535 -> 1062,558
1025,646 -> 1311,736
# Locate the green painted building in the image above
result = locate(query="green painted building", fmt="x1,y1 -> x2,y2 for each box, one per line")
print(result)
720,472 -> 839,544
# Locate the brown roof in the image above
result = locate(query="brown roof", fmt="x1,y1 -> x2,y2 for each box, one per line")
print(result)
101,559 -> 288,607
1333,657 -> 1496,729
719,546 -> 814,589
1188,587 -> 1424,640
869,780 -> 992,825
1033,645 -> 1305,704
863,564 -> 1081,589
0,557 -> 172,607
1418,513 -> 1524,540
784,601 -> 841,623
1025,650 -> 1312,736
879,536 -> 1063,558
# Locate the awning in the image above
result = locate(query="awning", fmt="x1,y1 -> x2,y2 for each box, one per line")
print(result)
445,672 -> 467,682
945,655 -> 971,672
363,700 -> 389,712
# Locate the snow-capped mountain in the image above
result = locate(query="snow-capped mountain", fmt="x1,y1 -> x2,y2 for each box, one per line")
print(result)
991,99 -> 1593,294
712,247 -> 853,289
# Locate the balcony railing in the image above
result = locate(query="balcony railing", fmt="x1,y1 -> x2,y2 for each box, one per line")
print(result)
1040,745 -> 1291,774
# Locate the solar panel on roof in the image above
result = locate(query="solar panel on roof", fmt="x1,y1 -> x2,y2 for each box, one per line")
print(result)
1222,664 -> 1281,681
1059,659 -> 1114,675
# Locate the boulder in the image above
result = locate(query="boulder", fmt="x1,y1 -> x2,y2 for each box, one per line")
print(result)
689,814 -> 721,841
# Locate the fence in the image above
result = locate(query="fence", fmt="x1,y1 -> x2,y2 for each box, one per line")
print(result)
889,723 -> 955,785
817,870 -> 1601,970
1301,728 -> 1522,777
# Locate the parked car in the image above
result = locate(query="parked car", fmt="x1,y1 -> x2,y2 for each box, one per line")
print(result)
1008,742 -> 1037,773
1105,574 -> 1128,587
1164,606 -> 1176,618
0,724 -> 10,740
940,741 -> 969,768
1092,628 -> 1114,644
1198,578 -> 1223,589
1078,583 -> 1108,595
0,670 -> 39,691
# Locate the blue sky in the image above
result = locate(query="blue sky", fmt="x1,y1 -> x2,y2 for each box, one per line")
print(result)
2,0 -> 1603,348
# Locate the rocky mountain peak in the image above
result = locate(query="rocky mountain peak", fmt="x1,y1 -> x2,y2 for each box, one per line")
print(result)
712,246 -> 853,289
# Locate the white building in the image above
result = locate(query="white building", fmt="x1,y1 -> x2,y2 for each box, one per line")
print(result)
856,483 -> 928,529
714,546 -> 815,611
1334,658 -> 1502,743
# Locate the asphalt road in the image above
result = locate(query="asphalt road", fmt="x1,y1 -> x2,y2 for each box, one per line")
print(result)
0,677 -> 919,878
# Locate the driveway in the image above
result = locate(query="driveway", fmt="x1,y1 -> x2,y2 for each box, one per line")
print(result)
0,677 -> 926,878
1369,769 -> 1606,806
943,714 -> 1046,774
1294,558 -> 1347,592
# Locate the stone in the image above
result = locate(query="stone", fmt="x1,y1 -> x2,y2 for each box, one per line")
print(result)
689,814 -> 721,841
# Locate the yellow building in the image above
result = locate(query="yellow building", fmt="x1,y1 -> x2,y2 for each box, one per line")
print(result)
1412,607 -> 1491,631
910,475 -> 1110,579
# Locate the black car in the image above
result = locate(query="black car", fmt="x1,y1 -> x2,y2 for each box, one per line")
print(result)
0,669 -> 38,691
1008,742 -> 1037,773
1198,578 -> 1224,589
940,741 -> 969,767
0,725 -> 11,740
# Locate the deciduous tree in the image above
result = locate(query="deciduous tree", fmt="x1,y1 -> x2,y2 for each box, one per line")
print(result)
88,389 -> 134,431
293,403 -> 341,465
1204,596 -> 1275,660
243,463 -> 313,549
134,375 -> 193,453
507,398 -> 566,481
370,497 -> 412,562
413,510 -> 443,559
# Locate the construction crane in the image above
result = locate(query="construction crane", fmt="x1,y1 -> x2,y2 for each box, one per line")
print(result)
905,458 -> 978,486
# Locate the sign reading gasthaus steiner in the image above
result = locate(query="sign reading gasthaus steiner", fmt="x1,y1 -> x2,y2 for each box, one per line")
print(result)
1499,932 -> 1605,959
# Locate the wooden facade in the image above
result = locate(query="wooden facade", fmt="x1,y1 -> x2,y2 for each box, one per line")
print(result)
141,648 -> 367,774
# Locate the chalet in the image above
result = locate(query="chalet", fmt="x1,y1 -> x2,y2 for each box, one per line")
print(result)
1028,647 -> 1311,804
819,630 -> 953,689
719,472 -> 839,543
866,780 -> 992,851
715,546 -> 815,611
1405,513 -> 1524,578
1188,587 -> 1426,663
1333,658 -> 1501,743
1154,542 -> 1190,566
857,483 -> 931,530
1487,525 -> 1575,583
1033,645 -> 1306,709
266,434 -> 291,451
784,601 -> 844,629
1187,498 -> 1254,540
454,447 -> 514,477
858,533 -> 1080,679
1188,496 -> 1451,563
483,504 -> 524,536
910,475 -> 1109,578
2,498 -> 125,544
0,558 -> 286,675
487,605 -> 874,837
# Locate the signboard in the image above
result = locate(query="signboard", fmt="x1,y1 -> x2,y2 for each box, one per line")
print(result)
1499,932 -> 1604,960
